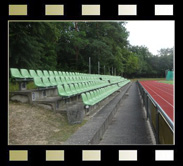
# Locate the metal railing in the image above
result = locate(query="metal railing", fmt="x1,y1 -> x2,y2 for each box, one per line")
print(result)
137,81 -> 174,144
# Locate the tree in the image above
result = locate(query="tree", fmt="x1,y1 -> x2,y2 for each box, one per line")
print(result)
9,21 -> 173,79
125,53 -> 139,77
9,22 -> 59,70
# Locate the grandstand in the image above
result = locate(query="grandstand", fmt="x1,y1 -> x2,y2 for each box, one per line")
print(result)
10,68 -> 174,145
10,68 -> 130,124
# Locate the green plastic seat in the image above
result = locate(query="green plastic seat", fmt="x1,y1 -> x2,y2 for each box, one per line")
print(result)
65,77 -> 71,84
62,72 -> 66,77
64,84 -> 73,96
20,69 -> 32,78
33,77 -> 47,87
88,82 -> 94,90
93,90 -> 102,101
81,93 -> 96,106
49,76 -> 58,86
84,82 -> 90,90
76,77 -> 81,83
54,71 -> 59,76
81,83 -> 88,91
97,90 -> 106,100
90,91 -> 99,103
72,76 -> 76,83
49,71 -> 55,76
86,92 -> 96,105
69,77 -> 74,83
93,90 -> 98,98
55,76 -> 62,85
79,76 -> 83,82
92,81 -> 97,87
36,70 -> 44,77
58,71 -> 63,76
60,76 -> 67,84
65,72 -> 69,76
74,83 -> 83,93
71,72 -> 75,76
78,77 -> 83,83
78,84 -> 84,92
80,76 -> 84,82
29,69 -> 38,77
81,93 -> 91,105
69,77 -> 75,83
10,68 -> 24,78
100,88 -> 107,98
68,77 -> 73,83
77,83 -> 85,92
42,77 -> 52,87
43,70 -> 50,77
75,77 -> 80,83
57,85 -> 71,97
86,82 -> 92,90
69,84 -> 78,95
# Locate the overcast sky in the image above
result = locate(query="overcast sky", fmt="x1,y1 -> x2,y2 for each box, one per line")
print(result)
124,21 -> 174,55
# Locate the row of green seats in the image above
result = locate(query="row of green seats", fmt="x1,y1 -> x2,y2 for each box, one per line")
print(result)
34,75 -> 109,89
34,76 -> 85,88
10,68 -> 109,81
81,84 -> 120,106
101,75 -> 126,84
10,68 -> 128,80
110,77 -> 125,83
118,79 -> 131,87
57,80 -> 111,97
102,75 -> 122,80
10,68 -> 83,79
10,68 -> 32,79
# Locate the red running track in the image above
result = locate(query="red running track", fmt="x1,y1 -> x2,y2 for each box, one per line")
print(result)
139,80 -> 174,122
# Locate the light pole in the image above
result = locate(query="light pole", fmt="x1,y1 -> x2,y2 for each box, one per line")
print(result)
89,57 -> 91,74
98,61 -> 100,74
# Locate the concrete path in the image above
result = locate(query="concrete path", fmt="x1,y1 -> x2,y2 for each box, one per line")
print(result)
99,82 -> 154,145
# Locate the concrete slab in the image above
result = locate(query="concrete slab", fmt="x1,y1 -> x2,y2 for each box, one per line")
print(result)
10,87 -> 58,103
99,82 -> 153,145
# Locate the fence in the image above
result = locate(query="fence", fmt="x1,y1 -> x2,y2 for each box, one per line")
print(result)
137,81 -> 174,144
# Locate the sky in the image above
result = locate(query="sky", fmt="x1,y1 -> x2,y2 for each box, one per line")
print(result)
124,21 -> 174,55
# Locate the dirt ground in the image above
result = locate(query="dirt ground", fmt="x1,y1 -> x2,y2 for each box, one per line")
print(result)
9,101 -> 86,145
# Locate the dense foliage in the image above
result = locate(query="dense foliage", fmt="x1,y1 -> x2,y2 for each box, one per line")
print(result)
9,22 -> 173,78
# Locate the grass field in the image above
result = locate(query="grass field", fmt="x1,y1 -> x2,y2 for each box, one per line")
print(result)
131,78 -> 165,82
158,80 -> 174,84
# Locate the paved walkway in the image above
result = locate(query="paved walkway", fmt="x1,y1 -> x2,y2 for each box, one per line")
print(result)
99,82 -> 153,145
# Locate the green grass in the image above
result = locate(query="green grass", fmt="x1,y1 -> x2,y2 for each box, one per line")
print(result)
130,78 -> 165,82
9,81 -> 37,92
159,80 -> 174,84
